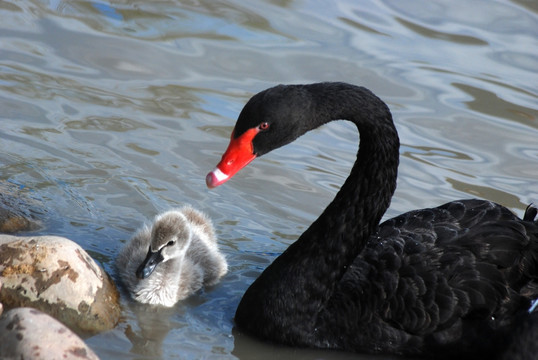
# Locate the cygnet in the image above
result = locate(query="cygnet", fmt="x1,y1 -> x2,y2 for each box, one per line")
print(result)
116,206 -> 228,306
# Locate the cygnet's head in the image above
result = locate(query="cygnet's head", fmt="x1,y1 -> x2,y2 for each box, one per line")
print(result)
136,211 -> 192,279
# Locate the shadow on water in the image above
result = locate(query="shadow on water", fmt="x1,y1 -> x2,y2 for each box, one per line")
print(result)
231,328 -> 409,360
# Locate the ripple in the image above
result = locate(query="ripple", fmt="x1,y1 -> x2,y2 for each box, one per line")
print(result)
1,1 -> 537,359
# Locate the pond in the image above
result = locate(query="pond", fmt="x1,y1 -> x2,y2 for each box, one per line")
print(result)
0,0 -> 537,359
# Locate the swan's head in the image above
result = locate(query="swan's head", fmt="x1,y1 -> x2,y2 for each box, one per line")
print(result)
206,84 -> 317,188
136,211 -> 192,279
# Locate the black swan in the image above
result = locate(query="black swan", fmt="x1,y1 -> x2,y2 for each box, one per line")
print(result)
206,82 -> 538,358
116,206 -> 228,306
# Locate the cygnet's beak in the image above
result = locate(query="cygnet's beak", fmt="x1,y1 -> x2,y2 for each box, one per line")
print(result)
136,248 -> 164,279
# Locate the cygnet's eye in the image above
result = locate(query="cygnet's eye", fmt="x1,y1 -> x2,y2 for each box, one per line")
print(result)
167,240 -> 175,246
258,122 -> 270,131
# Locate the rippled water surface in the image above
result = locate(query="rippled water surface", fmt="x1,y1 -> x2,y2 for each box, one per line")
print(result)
1,0 -> 537,359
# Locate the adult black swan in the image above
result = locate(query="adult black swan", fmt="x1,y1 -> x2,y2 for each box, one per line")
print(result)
206,82 -> 538,358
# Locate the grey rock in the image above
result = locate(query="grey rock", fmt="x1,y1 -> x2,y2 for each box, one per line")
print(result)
0,307 -> 99,360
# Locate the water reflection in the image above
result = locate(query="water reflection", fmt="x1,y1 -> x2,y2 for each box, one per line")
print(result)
395,17 -> 488,45
1,0 -> 537,359
231,328 -> 401,360
452,83 -> 538,127
124,303 -> 184,358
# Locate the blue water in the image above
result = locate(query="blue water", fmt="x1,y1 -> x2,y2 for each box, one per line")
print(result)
1,0 -> 537,359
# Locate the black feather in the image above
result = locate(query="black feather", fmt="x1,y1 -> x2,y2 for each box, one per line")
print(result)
218,83 -> 538,358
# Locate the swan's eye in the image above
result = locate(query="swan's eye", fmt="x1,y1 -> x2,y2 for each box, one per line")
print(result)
259,122 -> 270,131
167,240 -> 175,246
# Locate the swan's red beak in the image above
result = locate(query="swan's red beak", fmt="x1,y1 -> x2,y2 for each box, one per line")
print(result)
206,128 -> 259,188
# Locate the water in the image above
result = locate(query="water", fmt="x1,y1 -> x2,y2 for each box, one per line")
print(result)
1,0 -> 537,359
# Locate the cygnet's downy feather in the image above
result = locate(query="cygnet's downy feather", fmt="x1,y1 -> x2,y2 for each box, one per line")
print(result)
117,206 -> 228,307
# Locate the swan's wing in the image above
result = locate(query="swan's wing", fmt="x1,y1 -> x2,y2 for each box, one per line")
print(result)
321,199 -> 538,354
388,199 -> 538,292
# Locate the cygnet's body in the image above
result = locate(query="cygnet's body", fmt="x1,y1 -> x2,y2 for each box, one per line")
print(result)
117,206 -> 228,307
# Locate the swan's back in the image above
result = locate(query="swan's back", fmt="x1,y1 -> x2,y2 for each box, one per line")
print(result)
317,199 -> 538,357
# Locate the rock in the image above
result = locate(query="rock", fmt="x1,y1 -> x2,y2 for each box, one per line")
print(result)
0,307 -> 99,360
0,279 -> 3,317
0,211 -> 39,233
0,235 -> 120,336
0,180 -> 42,233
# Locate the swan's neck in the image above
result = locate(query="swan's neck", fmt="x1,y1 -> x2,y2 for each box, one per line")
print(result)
236,84 -> 399,341
283,85 -> 399,288
314,86 -> 399,249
